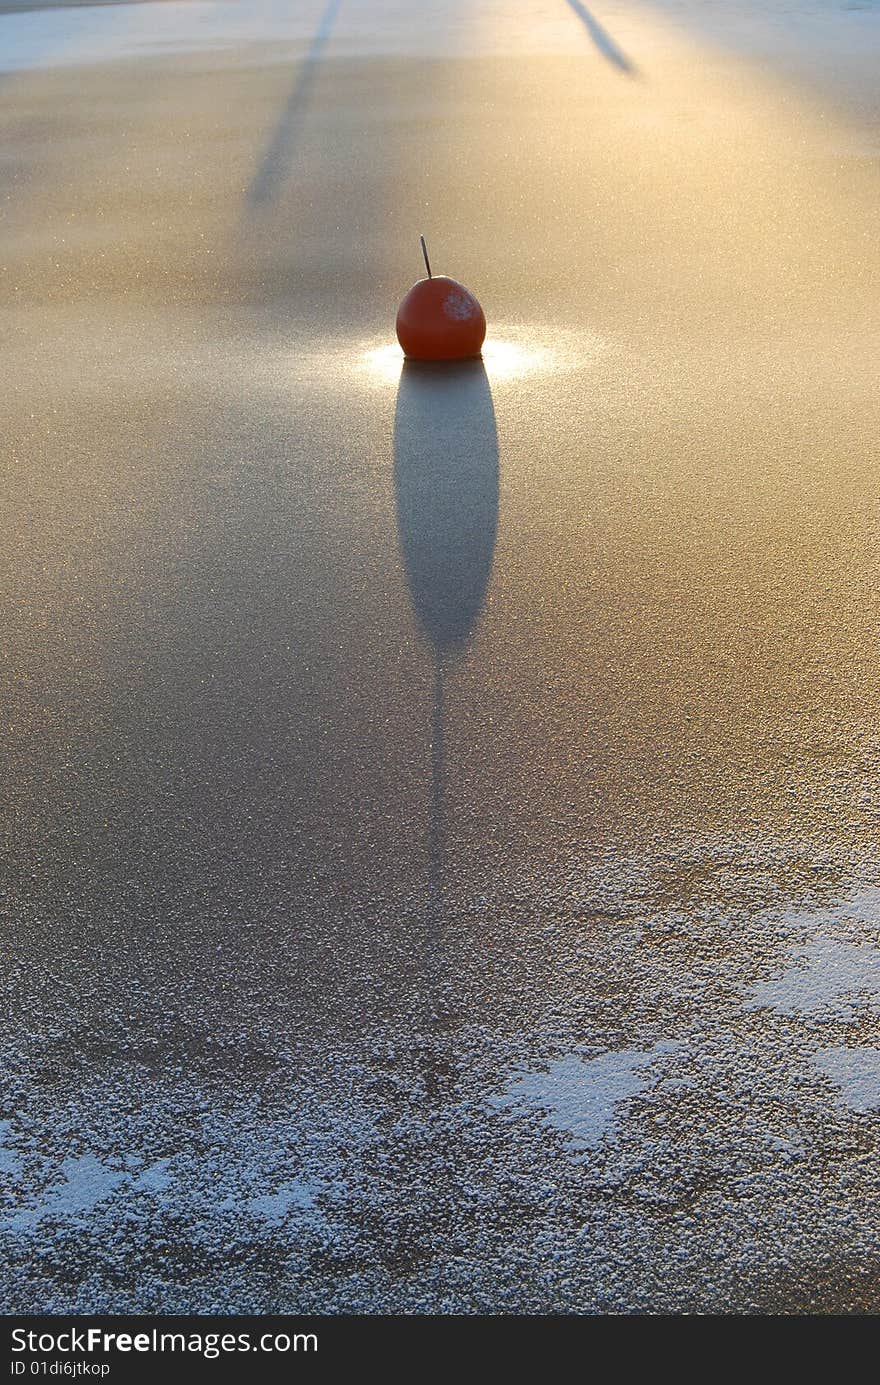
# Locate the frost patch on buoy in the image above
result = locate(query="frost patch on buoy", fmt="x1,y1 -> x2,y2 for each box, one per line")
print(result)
443,291 -> 477,322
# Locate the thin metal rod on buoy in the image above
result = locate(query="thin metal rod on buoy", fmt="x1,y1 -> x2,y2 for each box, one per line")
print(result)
420,234 -> 432,279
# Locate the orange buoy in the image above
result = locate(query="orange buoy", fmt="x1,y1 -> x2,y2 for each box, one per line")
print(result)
396,236 -> 486,361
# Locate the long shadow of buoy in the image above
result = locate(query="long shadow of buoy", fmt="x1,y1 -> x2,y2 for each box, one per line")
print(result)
394,358 -> 498,955
394,357 -> 498,1083
564,0 -> 638,75
247,0 -> 344,209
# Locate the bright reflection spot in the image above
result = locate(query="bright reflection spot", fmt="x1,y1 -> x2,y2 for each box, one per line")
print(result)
481,338 -> 551,380
360,334 -> 561,385
362,343 -> 405,383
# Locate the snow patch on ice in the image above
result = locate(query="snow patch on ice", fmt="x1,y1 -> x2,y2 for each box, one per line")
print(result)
489,1042 -> 680,1158
6,1155 -> 125,1231
0,1120 -> 21,1176
813,1047 -> 880,1113
745,937 -> 880,1019
216,1175 -> 320,1225
130,1159 -> 172,1195
782,885 -> 880,934
243,1179 -> 318,1224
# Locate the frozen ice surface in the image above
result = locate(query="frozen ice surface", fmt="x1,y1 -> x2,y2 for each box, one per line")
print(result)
3,0 -> 880,1315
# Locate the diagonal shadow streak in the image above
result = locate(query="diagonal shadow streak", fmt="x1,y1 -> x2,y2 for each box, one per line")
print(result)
564,0 -> 638,75
247,0 -> 344,209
